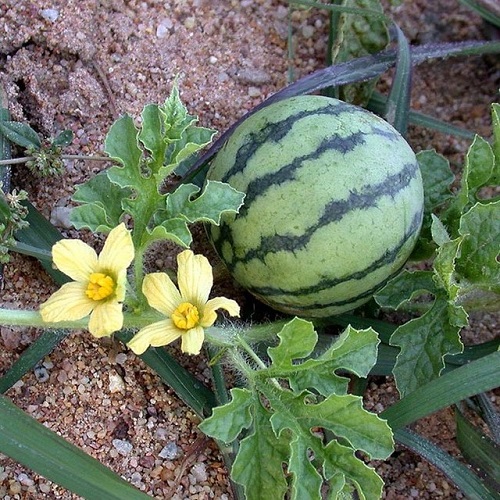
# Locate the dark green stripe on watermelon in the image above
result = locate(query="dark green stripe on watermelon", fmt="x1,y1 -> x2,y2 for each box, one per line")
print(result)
246,208 -> 422,302
219,101 -> 401,184
216,160 -> 420,268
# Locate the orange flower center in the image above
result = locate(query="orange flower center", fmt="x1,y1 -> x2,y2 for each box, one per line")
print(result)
172,302 -> 200,330
86,272 -> 115,301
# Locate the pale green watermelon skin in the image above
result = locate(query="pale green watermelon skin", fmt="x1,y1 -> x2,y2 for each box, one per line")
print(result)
206,95 -> 424,317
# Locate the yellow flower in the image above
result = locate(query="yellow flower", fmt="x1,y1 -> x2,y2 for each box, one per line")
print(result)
127,250 -> 240,356
40,223 -> 134,337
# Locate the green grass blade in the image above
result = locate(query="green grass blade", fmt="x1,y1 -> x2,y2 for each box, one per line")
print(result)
367,92 -> 477,140
411,39 -> 500,60
0,330 -> 70,393
444,338 -> 500,368
0,394 -> 151,499
8,240 -> 52,260
381,351 -> 500,430
1,86 -> 12,285
456,406 -> 500,491
15,201 -> 69,284
384,25 -> 412,135
0,87 -> 11,192
0,87 -> 11,188
476,393 -> 500,444
395,427 -> 499,500
459,0 -> 500,28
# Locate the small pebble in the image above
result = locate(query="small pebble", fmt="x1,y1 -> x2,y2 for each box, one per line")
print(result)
112,439 -> 133,456
42,359 -> 54,369
50,206 -> 73,229
130,471 -> 143,485
235,68 -> 271,85
247,86 -> 261,98
9,481 -> 21,494
109,372 -> 125,393
301,24 -> 315,38
191,463 -> 207,482
17,473 -> 34,487
115,352 -> 128,365
40,8 -> 59,22
157,18 -> 173,38
155,427 -> 168,440
159,441 -> 180,459
39,482 -> 51,493
34,365 -> 50,383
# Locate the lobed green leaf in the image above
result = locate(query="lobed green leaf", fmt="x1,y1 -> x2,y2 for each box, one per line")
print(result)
230,399 -> 289,500
417,150 -> 454,216
152,87 -> 216,184
323,439 -> 385,500
139,103 -> 167,168
390,297 -> 465,397
201,320 -> 392,498
266,320 -> 379,396
456,201 -> 500,293
269,389 -> 393,461
71,172 -> 131,232
444,135 -> 496,235
199,388 -> 254,443
166,180 -> 245,225
375,270 -> 436,310
141,218 -> 193,248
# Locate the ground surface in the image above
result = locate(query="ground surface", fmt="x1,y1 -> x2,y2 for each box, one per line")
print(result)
0,0 -> 499,498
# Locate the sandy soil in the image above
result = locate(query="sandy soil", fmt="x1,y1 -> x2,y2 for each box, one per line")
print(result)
0,0 -> 499,498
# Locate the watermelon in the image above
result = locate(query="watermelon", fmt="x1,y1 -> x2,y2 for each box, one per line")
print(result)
206,95 -> 424,318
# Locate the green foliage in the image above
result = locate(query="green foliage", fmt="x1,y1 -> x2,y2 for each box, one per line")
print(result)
0,189 -> 29,264
200,319 -> 394,499
70,86 -> 245,250
375,105 -> 500,396
458,0 -> 500,29
0,120 -> 42,149
328,0 -> 389,104
0,119 -> 73,177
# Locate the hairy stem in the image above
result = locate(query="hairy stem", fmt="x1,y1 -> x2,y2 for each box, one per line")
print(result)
0,308 -> 163,330
0,155 -> 111,165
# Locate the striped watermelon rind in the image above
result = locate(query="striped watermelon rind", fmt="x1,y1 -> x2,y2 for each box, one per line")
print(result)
206,95 -> 424,317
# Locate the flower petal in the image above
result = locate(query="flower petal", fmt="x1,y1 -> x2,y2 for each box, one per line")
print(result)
181,326 -> 205,355
88,301 -> 123,338
177,250 -> 213,306
114,269 -> 128,302
52,239 -> 98,282
127,319 -> 181,354
142,273 -> 181,316
40,282 -> 94,322
200,297 -> 240,327
98,223 -> 134,273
